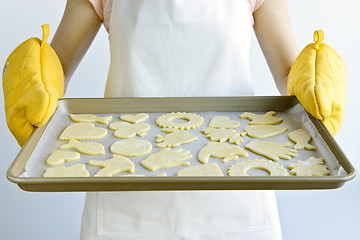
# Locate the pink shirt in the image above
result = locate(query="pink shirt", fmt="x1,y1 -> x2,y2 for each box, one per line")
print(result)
89,0 -> 264,32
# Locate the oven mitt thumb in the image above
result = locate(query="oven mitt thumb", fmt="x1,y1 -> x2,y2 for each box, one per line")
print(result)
288,30 -> 347,135
2,24 -> 64,146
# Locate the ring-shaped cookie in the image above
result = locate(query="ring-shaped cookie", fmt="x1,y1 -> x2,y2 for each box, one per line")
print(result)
156,112 -> 204,130
228,159 -> 289,176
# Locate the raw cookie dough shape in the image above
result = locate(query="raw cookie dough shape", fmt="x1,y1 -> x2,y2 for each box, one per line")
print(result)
177,163 -> 223,176
120,113 -> 149,123
46,150 -> 81,166
109,122 -> 150,138
110,139 -> 152,157
245,139 -> 297,161
156,112 -> 204,130
141,148 -> 192,171
156,128 -> 198,148
70,114 -> 112,124
228,159 -> 289,176
201,127 -> 244,144
60,139 -> 105,155
245,125 -> 288,139
208,116 -> 240,129
288,129 -> 317,150
59,123 -> 107,141
240,111 -> 283,125
288,157 -> 329,176
198,142 -> 248,164
89,155 -> 135,177
43,164 -> 89,177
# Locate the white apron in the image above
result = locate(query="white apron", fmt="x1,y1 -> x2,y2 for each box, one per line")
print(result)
81,0 -> 282,239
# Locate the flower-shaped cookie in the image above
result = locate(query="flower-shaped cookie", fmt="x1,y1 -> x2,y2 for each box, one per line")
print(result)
109,122 -> 150,138
288,157 -> 329,176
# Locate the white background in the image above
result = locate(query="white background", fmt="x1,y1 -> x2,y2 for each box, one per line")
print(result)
0,0 -> 359,239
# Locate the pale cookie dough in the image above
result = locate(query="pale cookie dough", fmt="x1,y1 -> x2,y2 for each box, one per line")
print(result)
141,148 -> 192,171
288,157 -> 329,176
201,127 -> 244,144
60,139 -> 105,155
120,113 -> 149,123
198,142 -> 248,164
89,155 -> 135,177
46,150 -> 81,166
110,139 -> 152,157
288,129 -> 317,150
109,122 -> 150,138
245,139 -> 297,161
240,111 -> 283,125
208,116 -> 240,129
177,163 -> 223,176
70,114 -> 112,124
156,112 -> 204,130
156,128 -> 198,148
43,164 -> 89,177
228,159 -> 289,176
59,123 -> 107,141
245,125 -> 288,139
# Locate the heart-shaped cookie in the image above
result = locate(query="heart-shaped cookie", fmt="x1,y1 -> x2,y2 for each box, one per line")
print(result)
120,113 -> 149,123
59,123 -> 107,141
209,116 -> 240,129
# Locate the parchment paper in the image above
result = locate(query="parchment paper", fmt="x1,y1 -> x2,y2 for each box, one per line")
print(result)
21,103 -> 341,178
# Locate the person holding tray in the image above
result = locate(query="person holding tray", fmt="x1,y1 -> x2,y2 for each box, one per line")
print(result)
2,0 -> 346,239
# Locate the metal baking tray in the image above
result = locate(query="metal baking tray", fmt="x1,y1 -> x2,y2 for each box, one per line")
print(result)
6,96 -> 356,191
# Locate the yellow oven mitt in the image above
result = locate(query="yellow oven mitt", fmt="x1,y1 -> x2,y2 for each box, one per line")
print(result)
288,30 -> 347,135
2,24 -> 64,146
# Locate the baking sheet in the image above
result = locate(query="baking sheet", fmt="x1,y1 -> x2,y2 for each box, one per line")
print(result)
7,97 -> 356,191
21,104 -> 340,178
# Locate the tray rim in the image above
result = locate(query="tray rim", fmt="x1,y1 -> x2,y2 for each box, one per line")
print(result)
6,96 -> 356,191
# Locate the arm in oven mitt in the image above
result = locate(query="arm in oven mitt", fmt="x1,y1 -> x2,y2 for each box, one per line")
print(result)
2,24 -> 64,146
288,30 -> 347,135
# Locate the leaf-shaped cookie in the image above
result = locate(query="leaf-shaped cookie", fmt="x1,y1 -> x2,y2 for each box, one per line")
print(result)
59,123 -> 107,141
208,116 -> 240,129
109,122 -> 150,138
120,113 -> 149,123
60,139 -> 105,155
46,150 -> 81,166
43,164 -> 89,177
141,148 -> 192,171
288,157 -> 329,176
245,125 -> 288,139
198,142 -> 248,164
156,128 -> 198,148
70,114 -> 112,124
89,155 -> 135,177
245,139 -> 297,161
240,111 -> 283,125
201,127 -> 244,144
177,163 -> 223,176
288,129 -> 316,150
